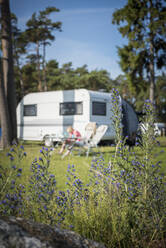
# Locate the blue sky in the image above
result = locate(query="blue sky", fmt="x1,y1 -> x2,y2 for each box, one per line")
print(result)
11,0 -> 127,79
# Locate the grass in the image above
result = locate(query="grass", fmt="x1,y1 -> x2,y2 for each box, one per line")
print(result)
1,94 -> 166,247
0,137 -> 166,191
1,91 -> 166,247
0,140 -> 92,190
0,136 -> 166,248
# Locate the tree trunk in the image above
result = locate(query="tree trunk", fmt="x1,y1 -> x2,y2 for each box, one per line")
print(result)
149,0 -> 155,104
0,0 -> 17,143
42,42 -> 47,91
149,40 -> 155,104
0,58 -> 11,148
13,38 -> 25,99
16,56 -> 25,99
36,41 -> 43,91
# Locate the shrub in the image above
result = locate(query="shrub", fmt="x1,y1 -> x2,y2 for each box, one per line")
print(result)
61,91 -> 166,247
0,143 -> 26,216
0,90 -> 165,248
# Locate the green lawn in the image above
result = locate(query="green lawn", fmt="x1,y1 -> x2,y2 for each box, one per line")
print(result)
0,137 -> 166,247
0,137 -> 166,190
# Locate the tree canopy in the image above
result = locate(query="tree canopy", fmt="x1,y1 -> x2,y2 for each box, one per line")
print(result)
1,0 -> 166,143
112,0 -> 166,103
25,7 -> 62,91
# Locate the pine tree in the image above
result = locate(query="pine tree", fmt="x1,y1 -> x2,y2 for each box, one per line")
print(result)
0,0 -> 17,148
112,0 -> 166,103
25,7 -> 62,91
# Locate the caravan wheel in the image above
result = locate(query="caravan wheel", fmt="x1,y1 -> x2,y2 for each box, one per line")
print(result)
44,136 -> 53,147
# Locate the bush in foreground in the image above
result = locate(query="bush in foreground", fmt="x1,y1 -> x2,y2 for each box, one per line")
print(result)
0,89 -> 165,248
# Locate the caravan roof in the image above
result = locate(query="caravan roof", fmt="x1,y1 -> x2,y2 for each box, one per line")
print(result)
21,89 -> 115,104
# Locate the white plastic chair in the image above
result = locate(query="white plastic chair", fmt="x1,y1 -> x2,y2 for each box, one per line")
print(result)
76,124 -> 108,157
82,122 -> 97,144
61,122 -> 96,159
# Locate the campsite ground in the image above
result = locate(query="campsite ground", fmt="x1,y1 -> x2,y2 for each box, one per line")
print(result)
0,137 -> 166,191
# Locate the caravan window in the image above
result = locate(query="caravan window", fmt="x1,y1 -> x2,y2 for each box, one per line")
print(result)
92,101 -> 106,116
24,104 -> 37,116
60,102 -> 83,115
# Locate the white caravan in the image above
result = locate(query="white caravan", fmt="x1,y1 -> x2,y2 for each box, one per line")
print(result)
17,89 -> 139,145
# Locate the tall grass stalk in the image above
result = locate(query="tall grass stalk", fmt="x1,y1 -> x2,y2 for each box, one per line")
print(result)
63,91 -> 166,247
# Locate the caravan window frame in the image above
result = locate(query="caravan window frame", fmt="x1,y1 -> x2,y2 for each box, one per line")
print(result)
23,104 -> 37,117
60,101 -> 83,116
92,101 -> 106,116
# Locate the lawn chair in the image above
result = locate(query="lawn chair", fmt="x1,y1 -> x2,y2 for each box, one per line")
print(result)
61,122 -> 96,159
76,124 -> 108,157
83,122 -> 97,142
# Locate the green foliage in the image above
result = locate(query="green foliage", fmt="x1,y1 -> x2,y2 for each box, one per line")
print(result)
10,2 -> 166,123
112,0 -> 166,103
24,7 -> 62,91
63,92 -> 166,247
43,61 -> 113,92
110,88 -> 123,145
0,91 -> 166,247
20,63 -> 38,91
25,7 -> 62,44
155,73 -> 166,122
0,143 -> 27,216
26,147 -> 58,224
14,58 -> 115,102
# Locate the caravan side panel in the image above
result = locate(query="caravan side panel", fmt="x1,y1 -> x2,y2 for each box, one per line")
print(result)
17,89 -> 139,142
17,90 -> 91,141
88,91 -> 116,140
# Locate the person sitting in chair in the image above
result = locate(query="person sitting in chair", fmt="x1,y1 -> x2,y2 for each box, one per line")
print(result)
59,126 -> 81,157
